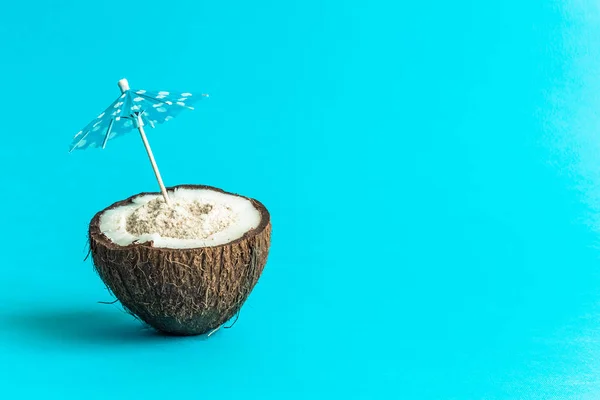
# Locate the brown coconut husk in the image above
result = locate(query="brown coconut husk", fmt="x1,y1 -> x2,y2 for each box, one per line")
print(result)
88,184 -> 271,336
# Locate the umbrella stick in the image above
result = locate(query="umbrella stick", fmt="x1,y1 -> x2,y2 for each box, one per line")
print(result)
137,125 -> 171,205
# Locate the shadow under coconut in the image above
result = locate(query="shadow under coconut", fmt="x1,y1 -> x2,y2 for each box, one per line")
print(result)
3,306 -> 208,346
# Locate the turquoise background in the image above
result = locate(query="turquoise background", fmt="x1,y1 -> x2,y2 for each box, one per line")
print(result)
1,0 -> 600,398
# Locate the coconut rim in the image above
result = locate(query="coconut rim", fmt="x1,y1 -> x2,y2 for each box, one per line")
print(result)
89,184 -> 271,251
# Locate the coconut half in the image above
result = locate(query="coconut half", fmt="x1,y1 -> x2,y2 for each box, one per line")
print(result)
89,184 -> 271,336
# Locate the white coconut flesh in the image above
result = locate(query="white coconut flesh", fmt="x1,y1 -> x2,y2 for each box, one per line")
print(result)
99,188 -> 262,249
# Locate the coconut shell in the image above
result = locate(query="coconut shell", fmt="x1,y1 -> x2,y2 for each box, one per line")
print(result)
88,184 -> 271,336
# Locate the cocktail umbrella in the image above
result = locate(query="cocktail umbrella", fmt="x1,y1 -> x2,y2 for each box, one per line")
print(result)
69,78 -> 208,205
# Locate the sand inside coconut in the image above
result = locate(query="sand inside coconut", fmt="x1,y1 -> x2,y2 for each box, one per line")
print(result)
99,188 -> 262,248
125,197 -> 237,240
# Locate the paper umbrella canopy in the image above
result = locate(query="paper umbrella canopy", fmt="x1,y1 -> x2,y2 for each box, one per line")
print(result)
69,79 -> 208,152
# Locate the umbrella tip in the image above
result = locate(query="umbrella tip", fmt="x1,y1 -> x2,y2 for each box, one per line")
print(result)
117,78 -> 130,93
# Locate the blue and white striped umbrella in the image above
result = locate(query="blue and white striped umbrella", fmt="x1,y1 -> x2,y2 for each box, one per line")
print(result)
70,79 -> 207,151
69,79 -> 208,205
